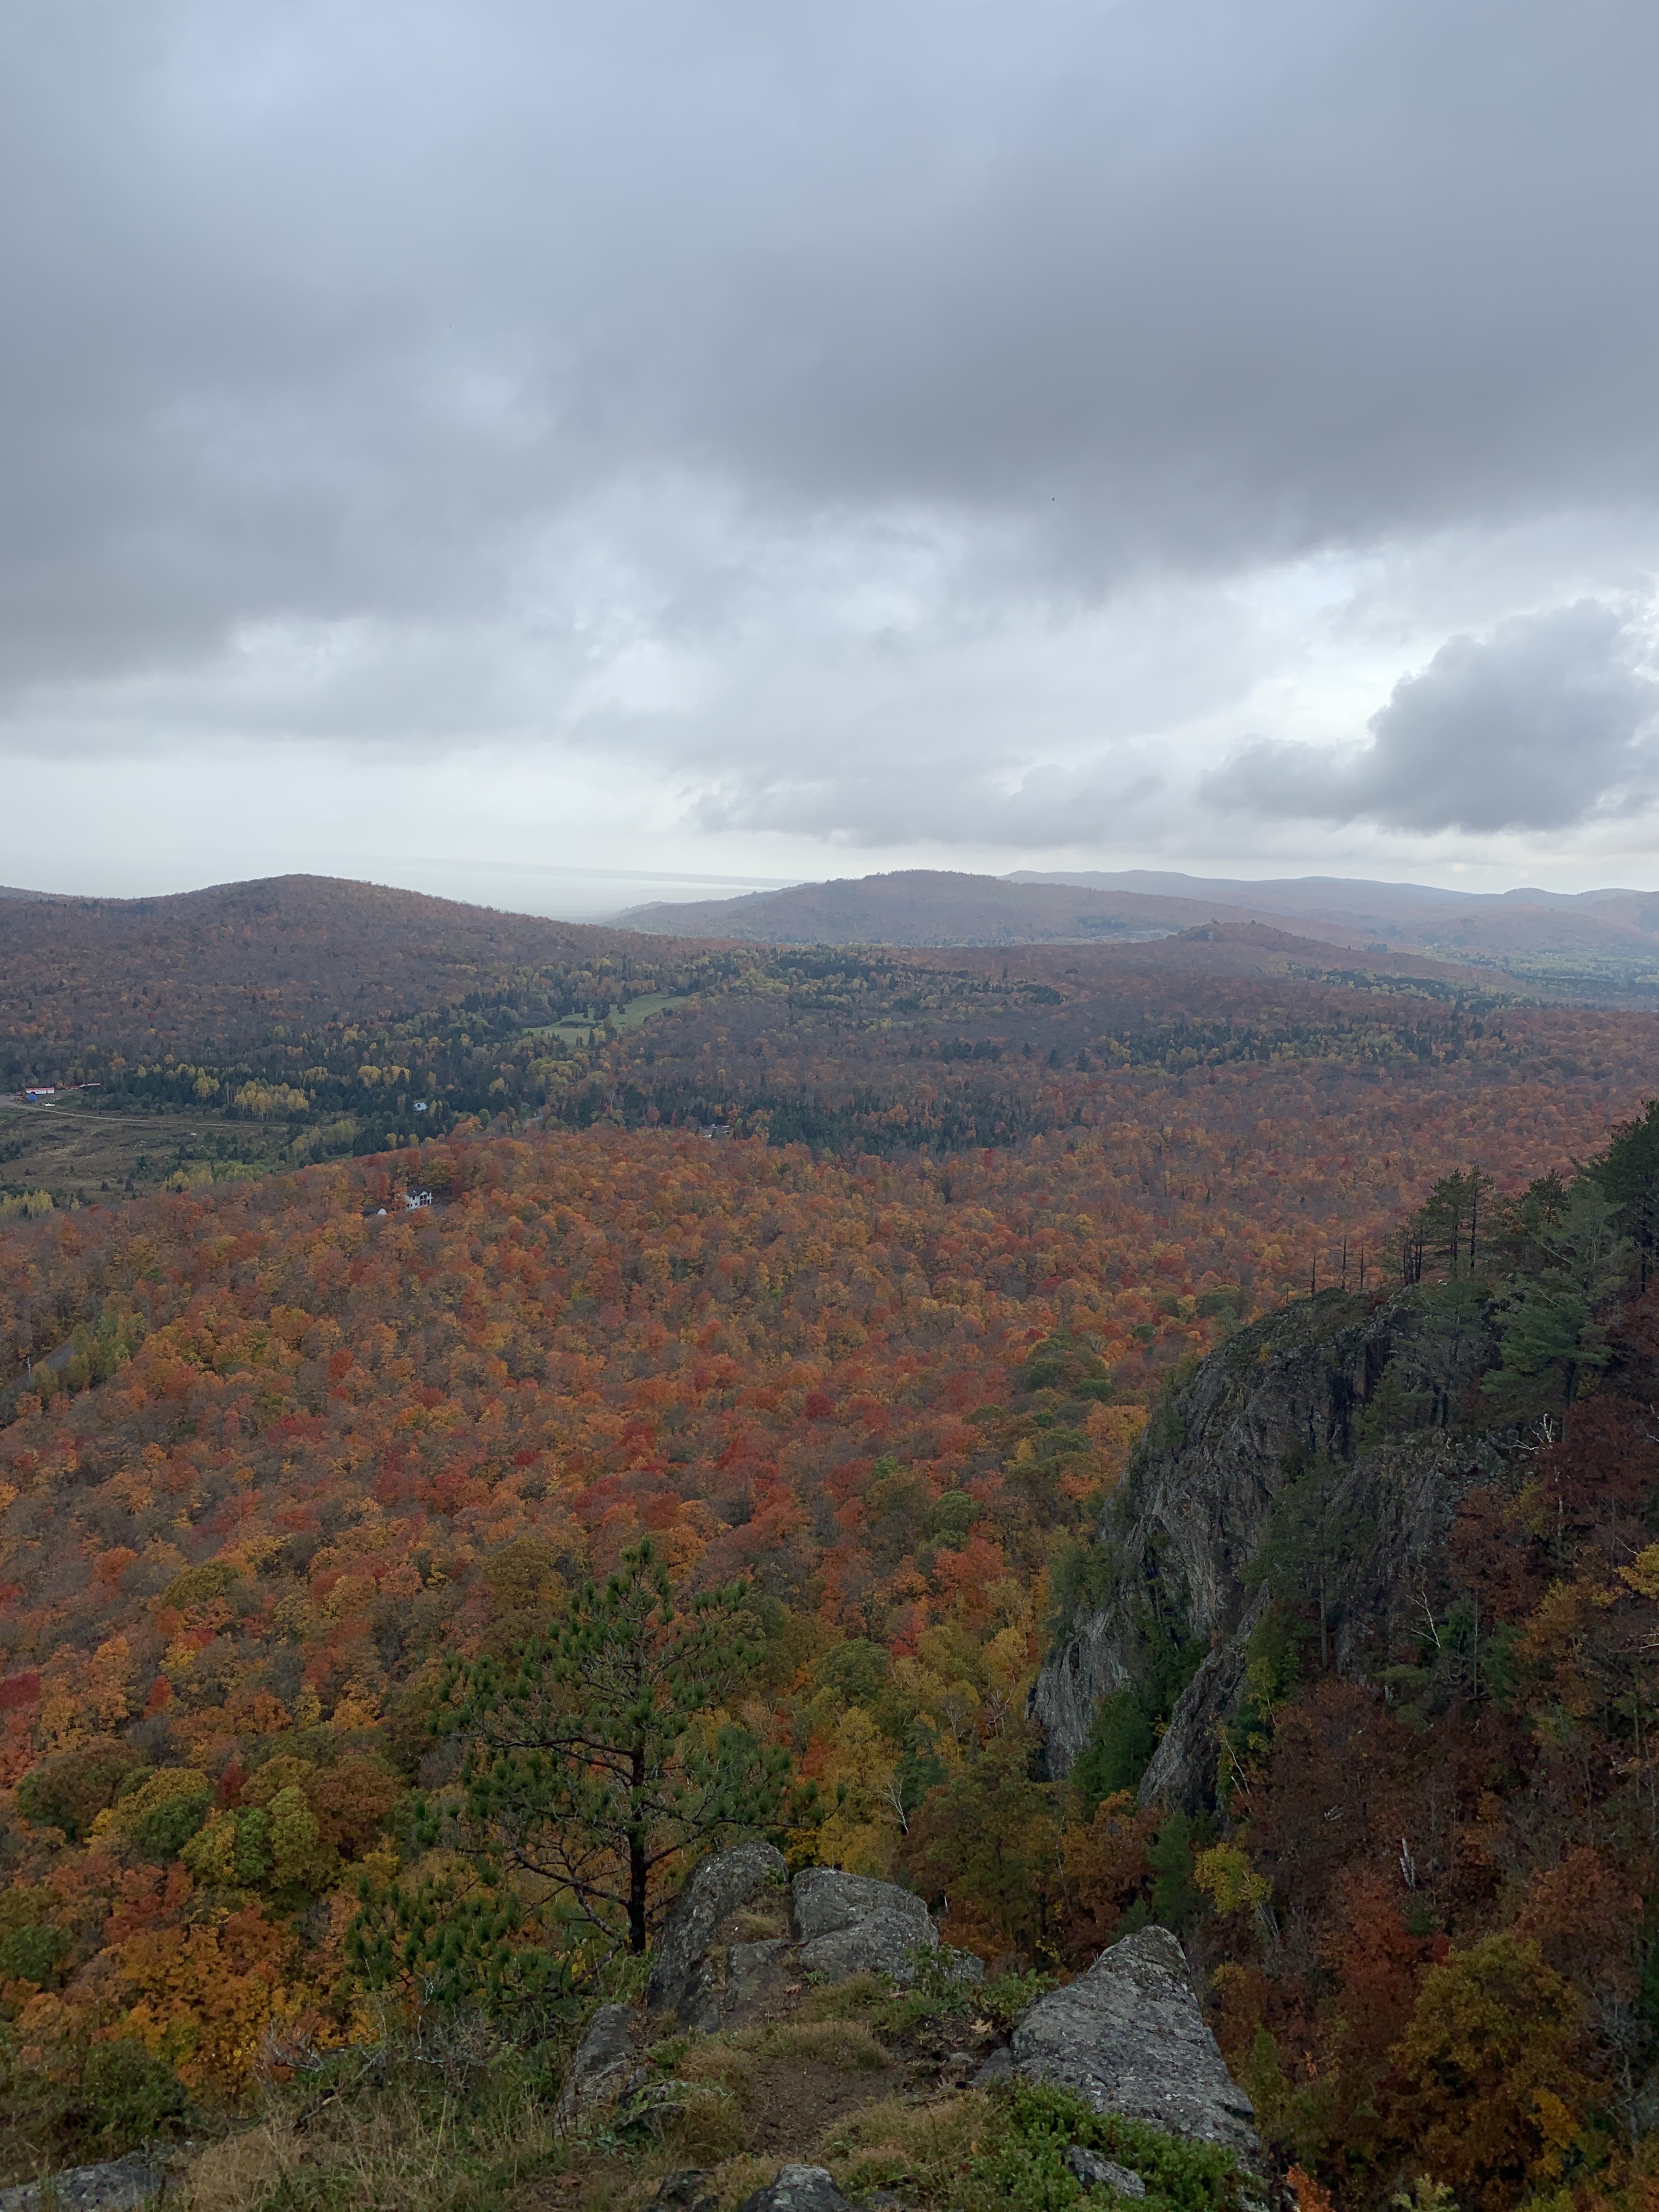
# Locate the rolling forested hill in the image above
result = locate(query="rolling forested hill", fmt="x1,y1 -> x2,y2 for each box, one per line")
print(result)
614,868 -> 1327,947
1014,866 -> 1659,946
622,866 -> 1659,1006
0,875 -> 704,1064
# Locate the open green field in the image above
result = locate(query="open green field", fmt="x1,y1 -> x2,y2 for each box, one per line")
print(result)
522,989 -> 692,1040
0,1099 -> 290,1210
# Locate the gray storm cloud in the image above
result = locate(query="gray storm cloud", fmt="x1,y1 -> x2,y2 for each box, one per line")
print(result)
5,4 -> 1659,665
4,0 -> 1659,871
1207,602 -> 1659,833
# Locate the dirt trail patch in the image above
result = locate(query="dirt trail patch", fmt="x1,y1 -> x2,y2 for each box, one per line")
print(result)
510,1992 -> 995,2212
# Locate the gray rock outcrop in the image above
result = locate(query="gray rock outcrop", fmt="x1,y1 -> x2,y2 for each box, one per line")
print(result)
736,2167 -> 852,2212
645,1846 -> 991,2045
648,1837 -> 790,2027
1009,1927 -> 1264,2169
650,2175 -> 720,2212
725,1935 -> 794,2011
648,1846 -> 977,2030
1066,2145 -> 1148,2196
792,1867 -> 938,1985
1031,1290 -> 1506,1807
553,2001 -> 638,2131
0,2156 -> 166,2212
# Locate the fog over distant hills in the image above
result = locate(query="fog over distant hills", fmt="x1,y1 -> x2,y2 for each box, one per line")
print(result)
616,866 -> 1659,1004
1012,868 -> 1651,915
1009,868 -> 1659,944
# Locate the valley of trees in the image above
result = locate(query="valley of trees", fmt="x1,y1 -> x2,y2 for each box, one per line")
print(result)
1,878 -> 1658,2211
8,894 -> 1655,1193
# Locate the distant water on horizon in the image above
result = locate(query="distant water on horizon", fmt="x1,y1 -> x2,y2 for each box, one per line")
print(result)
354,855 -> 802,924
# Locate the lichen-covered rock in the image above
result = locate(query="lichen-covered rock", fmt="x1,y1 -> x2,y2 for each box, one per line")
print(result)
735,2166 -> 852,2212
1009,1926 -> 1265,2169
647,1836 -> 789,2024
724,1934 -> 795,2019
1067,2145 -> 1148,2196
791,1868 -> 936,1984
0,2157 -> 165,2212
553,2001 -> 637,2131
651,2173 -> 720,2212
650,2173 -> 720,2211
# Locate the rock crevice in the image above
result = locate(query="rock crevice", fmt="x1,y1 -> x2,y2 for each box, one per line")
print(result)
643,1847 -> 981,2044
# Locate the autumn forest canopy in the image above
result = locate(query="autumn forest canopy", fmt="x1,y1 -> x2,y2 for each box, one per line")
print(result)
1,874 -> 1658,2212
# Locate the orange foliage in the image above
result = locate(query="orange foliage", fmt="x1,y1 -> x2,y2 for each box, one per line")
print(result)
115,1902 -> 295,2095
1,953 -> 1656,2184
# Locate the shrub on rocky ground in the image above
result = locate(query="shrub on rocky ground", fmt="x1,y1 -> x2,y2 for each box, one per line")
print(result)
964,2082 -> 1244,2212
0,2032 -> 192,2185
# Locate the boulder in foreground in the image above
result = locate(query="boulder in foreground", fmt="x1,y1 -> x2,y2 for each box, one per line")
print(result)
648,1843 -> 979,2029
0,2155 -> 166,2212
1008,1926 -> 1265,2169
736,2167 -> 853,2212
552,2001 -> 638,2131
1067,2143 -> 1149,2195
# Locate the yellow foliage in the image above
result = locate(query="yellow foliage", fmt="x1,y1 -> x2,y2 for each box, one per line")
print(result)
0,1190 -> 53,1221
84,1636 -> 136,1730
90,1767 -> 214,1850
1389,1932 -> 1591,2211
182,1810 -> 241,1888
811,1706 -> 902,1876
329,1679 -> 383,1729
117,1906 -> 298,2096
240,1756 -> 315,1805
982,1625 -> 1032,1699
233,1082 -> 311,1118
1085,1401 -> 1150,1489
1194,1841 -> 1271,1916
268,1785 -> 335,1889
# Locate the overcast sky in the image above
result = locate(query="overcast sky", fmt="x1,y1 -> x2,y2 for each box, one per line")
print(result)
5,0 -> 1659,913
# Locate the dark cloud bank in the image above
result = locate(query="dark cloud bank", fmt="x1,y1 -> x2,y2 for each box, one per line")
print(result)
4,0 -> 1659,851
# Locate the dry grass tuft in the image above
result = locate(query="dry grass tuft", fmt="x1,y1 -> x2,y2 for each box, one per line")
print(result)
177,2076 -> 557,2212
815,2089 -> 987,2204
797,1973 -> 888,2023
727,1903 -> 790,1943
747,2019 -> 887,2073
661,2080 -> 748,2167
670,2015 -> 886,2097
182,2114 -> 307,2212
675,2040 -> 757,2095
706,2154 -> 774,2209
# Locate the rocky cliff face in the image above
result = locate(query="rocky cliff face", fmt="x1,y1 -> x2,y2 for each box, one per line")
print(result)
1032,1288 -> 1508,1809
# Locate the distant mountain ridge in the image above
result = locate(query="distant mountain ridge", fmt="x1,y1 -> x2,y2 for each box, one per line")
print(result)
614,863 -> 1659,947
1012,866 -> 1651,911
614,868 -> 1369,949
1012,867 -> 1659,952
